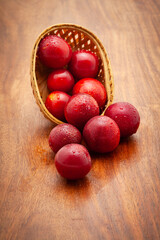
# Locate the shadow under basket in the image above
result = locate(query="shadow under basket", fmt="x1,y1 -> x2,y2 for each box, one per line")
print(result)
30,23 -> 114,125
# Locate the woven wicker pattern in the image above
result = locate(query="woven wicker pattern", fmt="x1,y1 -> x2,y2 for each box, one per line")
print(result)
30,24 -> 114,125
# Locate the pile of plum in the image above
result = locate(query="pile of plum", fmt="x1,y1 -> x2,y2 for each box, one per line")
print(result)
37,34 -> 140,180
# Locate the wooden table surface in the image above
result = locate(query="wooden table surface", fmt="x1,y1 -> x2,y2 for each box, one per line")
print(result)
0,0 -> 160,239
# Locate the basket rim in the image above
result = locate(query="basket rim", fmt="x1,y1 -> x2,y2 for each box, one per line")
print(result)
30,23 -> 114,125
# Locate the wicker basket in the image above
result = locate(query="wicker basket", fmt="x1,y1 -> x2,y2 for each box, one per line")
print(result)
30,23 -> 114,125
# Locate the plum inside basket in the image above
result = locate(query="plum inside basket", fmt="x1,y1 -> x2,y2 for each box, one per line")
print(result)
30,24 -> 114,125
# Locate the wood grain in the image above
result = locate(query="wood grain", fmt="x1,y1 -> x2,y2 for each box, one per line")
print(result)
0,0 -> 160,239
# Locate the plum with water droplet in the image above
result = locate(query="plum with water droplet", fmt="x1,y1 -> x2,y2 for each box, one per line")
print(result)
72,78 -> 107,109
55,144 -> 91,179
68,50 -> 99,79
38,35 -> 72,68
45,91 -> 70,121
65,93 -> 99,130
49,123 -> 82,153
47,69 -> 75,93
83,116 -> 120,153
104,102 -> 140,137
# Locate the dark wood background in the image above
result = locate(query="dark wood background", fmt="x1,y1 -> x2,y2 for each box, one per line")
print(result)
0,0 -> 160,239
